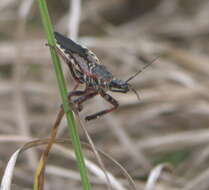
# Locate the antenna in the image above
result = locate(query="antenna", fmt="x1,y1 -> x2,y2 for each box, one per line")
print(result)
125,56 -> 160,83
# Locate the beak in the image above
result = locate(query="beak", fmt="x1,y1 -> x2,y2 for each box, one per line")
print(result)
128,84 -> 140,101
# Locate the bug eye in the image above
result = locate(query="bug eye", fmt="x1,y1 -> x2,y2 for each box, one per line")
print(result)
109,80 -> 119,88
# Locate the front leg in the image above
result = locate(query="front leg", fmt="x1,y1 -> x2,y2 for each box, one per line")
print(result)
68,89 -> 98,112
73,91 -> 98,112
85,91 -> 118,121
68,90 -> 87,112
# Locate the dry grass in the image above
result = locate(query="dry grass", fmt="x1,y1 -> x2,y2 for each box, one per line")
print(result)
1,0 -> 209,189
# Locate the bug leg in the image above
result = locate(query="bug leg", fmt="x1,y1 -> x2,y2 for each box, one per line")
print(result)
67,87 -> 97,112
67,90 -> 87,112
60,82 -> 83,112
72,82 -> 79,91
73,91 -> 98,112
45,43 -> 55,48
68,90 -> 85,99
74,92 -> 97,104
85,91 -> 118,121
46,43 -> 69,64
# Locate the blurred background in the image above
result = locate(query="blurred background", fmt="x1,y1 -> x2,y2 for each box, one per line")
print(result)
1,0 -> 209,189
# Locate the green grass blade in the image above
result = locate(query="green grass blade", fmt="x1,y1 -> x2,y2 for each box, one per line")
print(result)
37,0 -> 91,189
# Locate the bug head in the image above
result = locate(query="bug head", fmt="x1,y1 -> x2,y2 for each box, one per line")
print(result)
109,57 -> 159,100
120,57 -> 159,100
109,79 -> 129,93
109,79 -> 140,100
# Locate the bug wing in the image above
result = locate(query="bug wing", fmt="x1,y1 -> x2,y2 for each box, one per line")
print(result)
54,32 -> 100,65
54,32 -> 87,58
54,32 -> 101,78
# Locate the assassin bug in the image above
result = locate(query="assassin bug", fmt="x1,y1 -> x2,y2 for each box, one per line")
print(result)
52,32 -> 153,121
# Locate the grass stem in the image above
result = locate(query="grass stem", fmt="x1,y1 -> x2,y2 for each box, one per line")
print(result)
37,0 -> 91,189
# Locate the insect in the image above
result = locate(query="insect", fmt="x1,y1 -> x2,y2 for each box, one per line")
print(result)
52,32 -> 153,121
